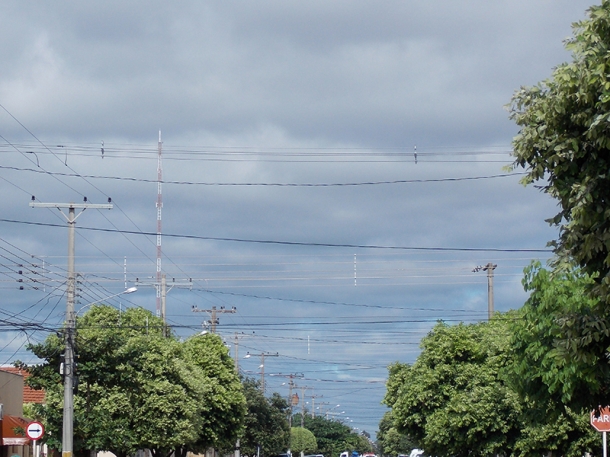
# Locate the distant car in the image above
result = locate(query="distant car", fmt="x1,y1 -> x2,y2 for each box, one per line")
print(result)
409,450 -> 424,457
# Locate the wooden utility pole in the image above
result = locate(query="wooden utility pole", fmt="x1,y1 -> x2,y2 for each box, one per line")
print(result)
137,276 -> 192,336
270,372 -> 302,426
300,385 -> 309,427
233,332 -> 254,373
289,378 -> 295,427
311,393 -> 323,418
473,263 -> 497,321
30,198 -> 112,457
244,352 -> 278,392
484,263 -> 497,320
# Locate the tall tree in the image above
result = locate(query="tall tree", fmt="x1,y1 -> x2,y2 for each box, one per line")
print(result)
291,427 -> 317,456
384,319 -> 522,457
377,411 -> 415,457
181,334 -> 247,457
509,0 -> 610,300
240,377 -> 290,457
385,311 -> 600,457
506,262 -> 599,457
299,414 -> 371,457
507,261 -> 609,412
102,335 -> 207,457
23,305 -> 245,457
25,305 -> 169,456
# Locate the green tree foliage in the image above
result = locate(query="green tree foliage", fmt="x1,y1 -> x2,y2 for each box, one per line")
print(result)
291,427 -> 317,455
23,305 -> 245,457
181,335 -> 247,456
384,319 -> 522,457
240,377 -> 290,457
384,313 -> 600,457
505,262 -> 600,457
508,261 -> 609,411
377,411 -> 415,457
509,0 -> 610,299
99,335 -> 206,457
512,407 -> 597,457
297,414 -> 371,456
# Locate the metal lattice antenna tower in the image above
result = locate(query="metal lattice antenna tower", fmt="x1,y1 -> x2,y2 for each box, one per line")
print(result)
156,130 -> 163,316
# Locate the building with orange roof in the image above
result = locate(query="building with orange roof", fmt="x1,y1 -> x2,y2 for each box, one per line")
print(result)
0,367 -> 45,405
0,368 -> 31,457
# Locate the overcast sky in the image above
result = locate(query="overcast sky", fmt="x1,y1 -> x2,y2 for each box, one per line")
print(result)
0,0 -> 596,441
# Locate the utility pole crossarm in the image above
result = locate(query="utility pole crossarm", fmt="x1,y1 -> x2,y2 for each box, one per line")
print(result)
30,202 -> 113,209
192,305 -> 236,333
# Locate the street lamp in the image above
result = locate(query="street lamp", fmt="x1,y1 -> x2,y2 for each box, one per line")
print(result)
76,287 -> 138,315
326,404 -> 340,419
63,286 -> 138,457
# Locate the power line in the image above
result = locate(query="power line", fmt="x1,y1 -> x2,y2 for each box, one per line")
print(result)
0,218 -> 551,253
0,165 -> 527,186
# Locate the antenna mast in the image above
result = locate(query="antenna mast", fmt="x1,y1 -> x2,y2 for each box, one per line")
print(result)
156,130 -> 163,316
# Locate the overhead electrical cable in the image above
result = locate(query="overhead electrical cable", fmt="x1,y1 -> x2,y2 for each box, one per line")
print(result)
0,165 -> 526,186
0,218 -> 551,253
0,107 -> 195,289
0,141 -> 516,164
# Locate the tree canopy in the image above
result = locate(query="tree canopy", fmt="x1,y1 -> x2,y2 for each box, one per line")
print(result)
384,320 -> 522,457
291,427 -> 317,455
377,411 -> 415,457
505,262 -> 600,457
384,315 -> 599,457
509,0 -> 610,299
297,414 -> 372,457
507,261 -> 610,412
240,377 -> 290,457
23,305 -> 246,457
181,335 -> 247,455
507,1 -> 610,452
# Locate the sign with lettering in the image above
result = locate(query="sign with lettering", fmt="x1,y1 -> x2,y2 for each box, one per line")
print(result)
591,407 -> 610,432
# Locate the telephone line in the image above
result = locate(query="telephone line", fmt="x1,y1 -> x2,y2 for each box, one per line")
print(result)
0,165 -> 525,186
0,218 -> 551,253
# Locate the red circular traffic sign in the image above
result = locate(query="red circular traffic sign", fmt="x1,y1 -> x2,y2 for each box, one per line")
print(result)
26,421 -> 44,440
591,407 -> 610,432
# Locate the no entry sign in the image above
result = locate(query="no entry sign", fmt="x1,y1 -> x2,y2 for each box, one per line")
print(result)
26,421 -> 44,441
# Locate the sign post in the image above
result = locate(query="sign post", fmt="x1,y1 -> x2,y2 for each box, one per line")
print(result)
26,421 -> 44,457
591,407 -> 610,457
